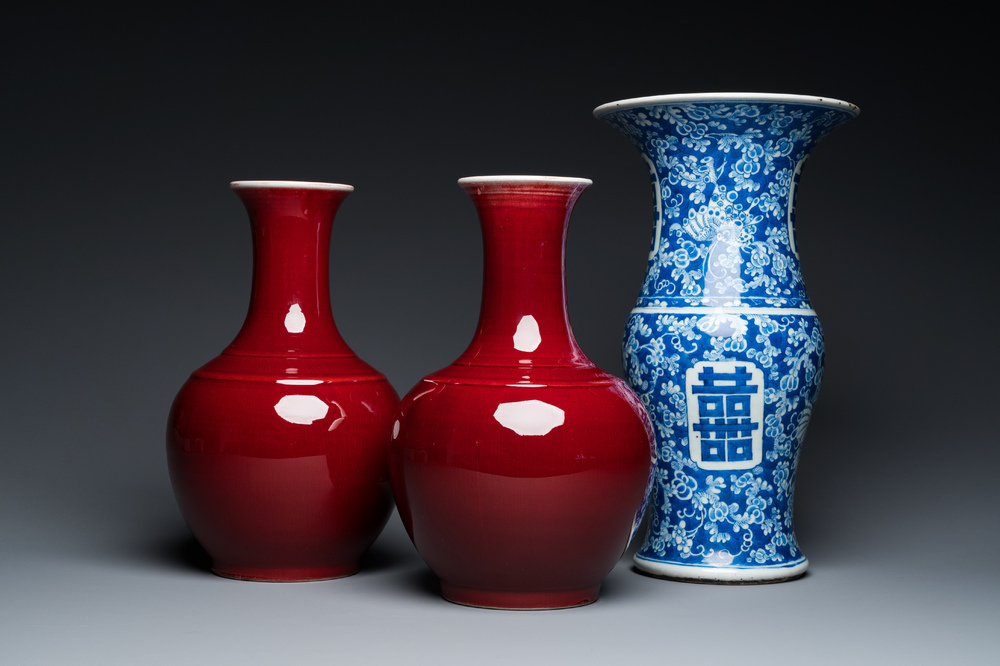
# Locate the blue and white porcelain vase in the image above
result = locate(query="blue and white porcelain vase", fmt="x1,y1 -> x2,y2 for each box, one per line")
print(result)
594,93 -> 859,583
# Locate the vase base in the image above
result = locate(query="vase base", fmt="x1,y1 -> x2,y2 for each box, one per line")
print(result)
633,555 -> 808,584
211,563 -> 359,582
440,582 -> 600,610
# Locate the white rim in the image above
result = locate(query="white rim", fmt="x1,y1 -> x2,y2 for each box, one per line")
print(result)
594,92 -> 859,118
634,554 -> 809,582
458,175 -> 592,187
230,180 -> 354,192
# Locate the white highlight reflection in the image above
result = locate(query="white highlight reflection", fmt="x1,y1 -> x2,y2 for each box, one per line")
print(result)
284,304 -> 306,333
277,379 -> 324,385
513,315 -> 541,352
493,399 -> 565,436
702,550 -> 735,566
274,395 -> 329,425
328,401 -> 346,432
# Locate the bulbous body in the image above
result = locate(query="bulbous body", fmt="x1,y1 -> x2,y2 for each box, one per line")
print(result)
595,93 -> 858,583
390,176 -> 654,609
167,181 -> 398,581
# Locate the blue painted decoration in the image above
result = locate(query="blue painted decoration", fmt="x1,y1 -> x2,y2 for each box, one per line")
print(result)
594,93 -> 858,582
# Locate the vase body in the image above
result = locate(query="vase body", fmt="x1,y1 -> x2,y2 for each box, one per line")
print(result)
595,93 -> 858,583
389,176 -> 654,609
167,181 -> 398,581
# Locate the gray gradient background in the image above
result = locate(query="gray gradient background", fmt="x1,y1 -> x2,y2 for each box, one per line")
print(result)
1,5 -> 995,665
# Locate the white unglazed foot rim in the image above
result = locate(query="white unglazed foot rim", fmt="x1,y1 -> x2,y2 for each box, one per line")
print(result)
633,555 -> 809,584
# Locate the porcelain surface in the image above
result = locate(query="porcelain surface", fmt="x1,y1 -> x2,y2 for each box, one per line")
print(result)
167,181 -> 398,581
389,176 -> 654,609
595,94 -> 858,582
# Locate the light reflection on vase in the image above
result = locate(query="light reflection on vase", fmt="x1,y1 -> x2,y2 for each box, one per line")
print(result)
167,180 -> 398,581
595,93 -> 859,583
493,399 -> 566,436
389,176 -> 654,610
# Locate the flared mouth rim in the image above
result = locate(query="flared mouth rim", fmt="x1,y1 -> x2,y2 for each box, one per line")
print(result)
458,175 -> 593,187
230,180 -> 354,192
593,92 -> 860,118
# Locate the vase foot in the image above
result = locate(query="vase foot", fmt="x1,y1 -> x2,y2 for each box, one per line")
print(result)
440,582 -> 600,610
633,555 -> 808,584
211,563 -> 359,582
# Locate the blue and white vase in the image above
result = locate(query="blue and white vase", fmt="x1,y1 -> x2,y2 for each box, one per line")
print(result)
594,93 -> 858,583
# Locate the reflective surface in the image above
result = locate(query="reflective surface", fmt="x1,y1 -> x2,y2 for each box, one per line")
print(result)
389,177 -> 654,609
596,94 -> 858,582
167,181 -> 398,581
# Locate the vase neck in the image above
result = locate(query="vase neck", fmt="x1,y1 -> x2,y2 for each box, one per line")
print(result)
454,177 -> 593,368
224,182 -> 355,357
598,97 -> 857,310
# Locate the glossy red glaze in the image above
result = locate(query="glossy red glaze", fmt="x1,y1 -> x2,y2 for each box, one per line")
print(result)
167,181 -> 398,581
390,177 -> 654,609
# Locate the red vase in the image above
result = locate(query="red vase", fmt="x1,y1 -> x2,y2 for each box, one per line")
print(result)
167,180 -> 398,581
389,176 -> 654,609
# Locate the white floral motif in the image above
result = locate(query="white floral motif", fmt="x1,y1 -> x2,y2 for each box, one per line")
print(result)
604,98 -> 855,573
606,101 -> 852,309
624,312 -> 822,566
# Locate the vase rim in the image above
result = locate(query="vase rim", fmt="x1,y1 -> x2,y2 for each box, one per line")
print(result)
458,175 -> 593,187
593,92 -> 859,118
230,180 -> 354,192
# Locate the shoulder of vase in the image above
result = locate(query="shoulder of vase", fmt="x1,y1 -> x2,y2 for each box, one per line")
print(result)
415,363 -> 625,388
188,352 -> 390,384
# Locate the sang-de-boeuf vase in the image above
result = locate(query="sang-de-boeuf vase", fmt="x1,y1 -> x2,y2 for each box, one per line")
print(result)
389,176 -> 654,609
167,181 -> 398,581
594,93 -> 858,583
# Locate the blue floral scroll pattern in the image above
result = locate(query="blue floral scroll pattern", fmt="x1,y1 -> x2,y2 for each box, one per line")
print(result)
624,311 -> 823,568
601,101 -> 855,310
599,98 -> 854,574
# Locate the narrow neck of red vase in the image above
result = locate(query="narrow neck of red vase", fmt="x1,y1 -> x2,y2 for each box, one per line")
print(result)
225,184 -> 354,357
455,178 -> 593,368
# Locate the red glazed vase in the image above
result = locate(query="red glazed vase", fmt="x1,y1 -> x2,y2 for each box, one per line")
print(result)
389,176 -> 655,609
167,180 -> 398,581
